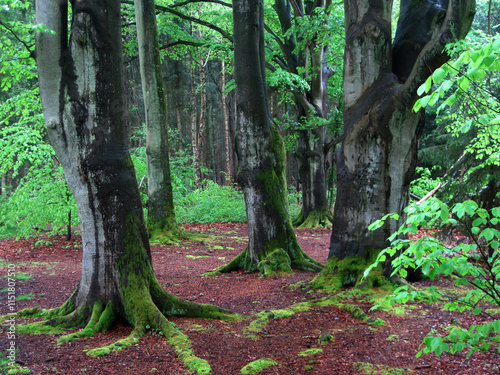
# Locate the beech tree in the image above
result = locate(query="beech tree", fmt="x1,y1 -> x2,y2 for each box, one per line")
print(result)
33,0 -> 234,367
270,0 -> 341,229
134,0 -> 180,240
216,0 -> 323,275
325,0 -> 475,272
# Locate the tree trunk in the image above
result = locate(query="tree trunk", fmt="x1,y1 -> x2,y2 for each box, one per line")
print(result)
216,0 -> 322,276
273,0 -> 334,228
327,0 -> 475,264
134,0 -> 179,241
34,0 -> 235,364
190,52 -> 201,189
195,44 -> 208,189
221,59 -> 232,184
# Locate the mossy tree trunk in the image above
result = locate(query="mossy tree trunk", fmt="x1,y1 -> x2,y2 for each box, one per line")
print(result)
273,0 -> 334,229
134,0 -> 179,241
216,0 -> 322,275
325,0 -> 475,270
35,0 -> 234,362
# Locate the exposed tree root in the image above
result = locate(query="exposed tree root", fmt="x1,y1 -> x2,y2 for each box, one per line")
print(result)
293,209 -> 333,229
3,280 -> 242,375
210,244 -> 323,276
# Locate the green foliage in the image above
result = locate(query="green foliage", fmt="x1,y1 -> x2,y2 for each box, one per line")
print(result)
410,167 -> 442,199
413,35 -> 500,205
0,87 -> 78,239
366,198 -> 500,357
175,179 -> 247,223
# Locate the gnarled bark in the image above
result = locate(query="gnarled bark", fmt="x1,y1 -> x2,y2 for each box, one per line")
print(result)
328,0 -> 475,261
33,0 -> 237,368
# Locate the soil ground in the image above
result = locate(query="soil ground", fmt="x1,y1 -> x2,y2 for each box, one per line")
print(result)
0,223 -> 499,374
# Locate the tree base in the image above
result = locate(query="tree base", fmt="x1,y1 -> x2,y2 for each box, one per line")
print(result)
309,254 -> 392,293
293,210 -> 333,229
210,243 -> 323,276
6,281 -> 242,375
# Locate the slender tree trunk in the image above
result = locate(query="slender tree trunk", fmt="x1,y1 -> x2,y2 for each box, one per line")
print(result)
134,0 -> 179,240
190,53 -> 201,189
34,0 -> 234,363
216,0 -> 322,276
221,59 -> 232,184
195,44 -> 208,189
326,0 -> 475,267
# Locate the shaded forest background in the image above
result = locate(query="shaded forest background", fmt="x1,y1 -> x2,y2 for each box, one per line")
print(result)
0,0 -> 498,236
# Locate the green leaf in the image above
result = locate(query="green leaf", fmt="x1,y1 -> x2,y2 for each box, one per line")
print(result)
432,68 -> 447,84
424,76 -> 432,93
461,120 -> 472,133
479,228 -> 494,242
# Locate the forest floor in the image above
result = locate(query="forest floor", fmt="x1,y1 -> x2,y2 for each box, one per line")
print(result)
0,223 -> 499,375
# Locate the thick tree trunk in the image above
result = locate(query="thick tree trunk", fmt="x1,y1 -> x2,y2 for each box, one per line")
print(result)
216,0 -> 322,276
134,0 -> 179,240
327,0 -> 475,263
34,0 -> 235,364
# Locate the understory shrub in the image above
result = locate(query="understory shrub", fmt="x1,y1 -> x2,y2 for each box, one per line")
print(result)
366,197 -> 500,357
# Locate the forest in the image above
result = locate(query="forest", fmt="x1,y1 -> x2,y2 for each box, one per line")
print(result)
0,0 -> 499,373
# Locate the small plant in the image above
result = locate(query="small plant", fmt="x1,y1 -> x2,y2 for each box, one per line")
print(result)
366,197 -> 500,357
15,293 -> 35,301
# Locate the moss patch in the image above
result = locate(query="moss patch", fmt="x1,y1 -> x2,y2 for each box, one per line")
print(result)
310,253 -> 390,293
353,362 -> 413,374
298,348 -> 323,357
240,358 -> 278,374
257,248 -> 294,277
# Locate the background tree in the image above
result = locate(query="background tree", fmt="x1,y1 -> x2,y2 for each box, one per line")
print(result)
33,1 -> 235,369
268,0 -> 344,228
215,0 -> 323,275
326,0 -> 476,273
134,0 -> 180,240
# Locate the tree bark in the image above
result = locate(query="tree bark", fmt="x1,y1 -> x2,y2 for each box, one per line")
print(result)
34,0 -> 234,362
216,0 -> 322,275
328,0 -> 475,261
134,0 -> 179,240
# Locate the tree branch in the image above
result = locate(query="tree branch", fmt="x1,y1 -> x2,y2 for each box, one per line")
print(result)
121,0 -> 233,42
0,20 -> 35,59
401,0 -> 476,100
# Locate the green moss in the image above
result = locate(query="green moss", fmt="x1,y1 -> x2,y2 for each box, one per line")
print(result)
299,348 -> 323,357
353,362 -> 413,374
386,334 -> 399,341
318,333 -> 333,345
338,303 -> 368,321
310,253 -> 390,292
257,248 -> 293,277
15,321 -> 66,335
240,358 -> 278,374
